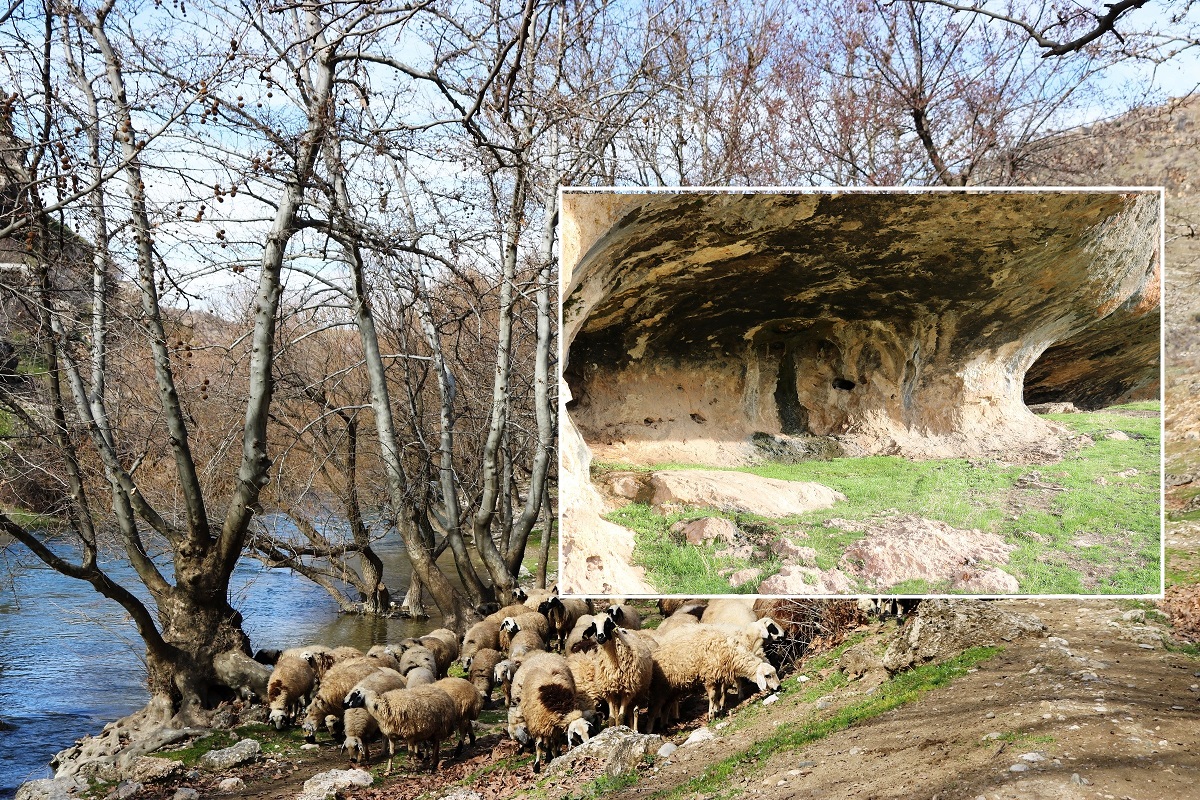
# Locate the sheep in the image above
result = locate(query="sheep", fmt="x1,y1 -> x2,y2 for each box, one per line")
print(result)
494,658 -> 518,706
499,612 -> 550,651
365,645 -> 402,673
700,598 -> 757,628
658,598 -> 705,617
423,628 -> 460,661
267,647 -> 323,730
708,617 -> 786,659
404,666 -> 436,687
305,645 -> 365,681
341,667 -> 406,764
484,602 -> 533,627
648,626 -> 780,729
655,608 -> 702,638
508,630 -> 547,666
565,614 -> 597,654
301,657 -> 380,742
537,596 -> 592,651
398,645 -> 438,678
344,683 -> 459,773
566,651 -> 605,716
513,585 -> 556,612
433,676 -> 484,755
605,601 -> 642,630
580,615 -> 653,729
460,618 -> 502,664
466,647 -> 503,703
510,651 -> 590,773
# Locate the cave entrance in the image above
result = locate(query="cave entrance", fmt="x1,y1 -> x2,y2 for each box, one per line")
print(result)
774,343 -> 809,435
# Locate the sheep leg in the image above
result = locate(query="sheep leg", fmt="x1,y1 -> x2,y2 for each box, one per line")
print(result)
468,719 -> 476,745
429,739 -> 441,772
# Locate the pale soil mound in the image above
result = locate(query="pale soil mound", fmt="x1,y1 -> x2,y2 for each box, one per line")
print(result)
648,470 -> 845,516
840,515 -> 1019,593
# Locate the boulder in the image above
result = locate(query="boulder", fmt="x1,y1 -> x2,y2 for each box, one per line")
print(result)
838,643 -> 883,681
15,778 -> 87,800
649,471 -> 844,516
758,565 -> 853,595
546,726 -> 664,780
675,517 -> 739,545
297,768 -> 373,800
882,599 -> 1047,673
197,738 -> 260,771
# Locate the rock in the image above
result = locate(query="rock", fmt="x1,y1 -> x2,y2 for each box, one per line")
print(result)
683,728 -> 715,746
209,707 -> 236,730
677,517 -> 739,545
882,599 -> 1046,673
1071,773 -> 1092,785
839,643 -> 883,681
545,726 -> 664,780
240,705 -> 271,725
297,768 -> 374,800
217,777 -> 244,792
648,471 -> 845,517
213,650 -> 271,703
840,515 -> 1017,592
198,738 -> 260,771
1106,430 -> 1130,440
816,696 -> 834,710
107,781 -> 142,800
848,747 -> 862,755
1009,763 -> 1029,772
173,790 -> 200,800
772,539 -> 818,564
758,565 -> 852,595
15,778 -> 88,800
728,568 -> 762,587
715,544 -> 755,560
658,742 -> 678,759
1116,468 -> 1139,478
125,756 -> 182,784
1020,752 -> 1047,763
1122,609 -> 1146,622
1028,402 -> 1079,414
437,791 -> 483,800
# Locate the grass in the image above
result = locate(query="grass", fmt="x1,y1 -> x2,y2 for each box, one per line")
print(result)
657,646 -> 1003,800
980,731 -> 1056,746
147,723 -> 311,766
611,405 -> 1160,595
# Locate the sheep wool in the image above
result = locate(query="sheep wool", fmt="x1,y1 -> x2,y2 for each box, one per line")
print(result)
301,658 -> 380,741
341,667 -> 406,764
513,651 -> 587,773
433,676 -> 484,755
650,626 -> 780,725
586,615 -> 653,729
467,647 -> 504,702
266,647 -> 322,730
460,618 -> 502,664
346,684 -> 459,774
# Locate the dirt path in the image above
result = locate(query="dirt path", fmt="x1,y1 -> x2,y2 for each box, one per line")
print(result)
608,600 -> 1199,800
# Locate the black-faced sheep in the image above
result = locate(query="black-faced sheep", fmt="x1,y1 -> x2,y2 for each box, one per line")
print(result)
658,598 -> 705,617
648,626 -> 780,729
605,602 -> 642,630
510,651 -> 589,773
538,596 -> 592,651
581,615 -> 653,729
499,612 -> 550,652
302,657 -> 380,742
344,684 -> 458,773
433,676 -> 484,755
564,614 -> 597,654
267,647 -> 323,730
341,667 -> 406,764
466,647 -> 503,703
513,585 -> 556,612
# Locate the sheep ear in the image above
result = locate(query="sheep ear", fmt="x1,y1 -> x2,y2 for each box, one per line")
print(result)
550,583 -> 559,596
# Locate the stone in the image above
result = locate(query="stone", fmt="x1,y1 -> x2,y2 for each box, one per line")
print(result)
648,471 -> 845,517
1106,430 -> 1130,440
1019,752 -> 1046,762
882,599 -> 1047,673
198,738 -> 261,771
297,768 -> 374,800
816,696 -> 834,710
16,778 -> 88,800
125,756 -> 182,784
839,643 -> 883,681
213,650 -> 271,703
683,728 -> 715,746
108,781 -> 142,800
1028,402 -> 1079,414
658,742 -> 678,759
758,565 -> 853,595
1009,763 -> 1029,773
545,726 -> 663,780
678,517 -> 740,545
728,568 -> 762,587
217,778 -> 244,792
173,790 -> 200,800
1122,609 -> 1146,622
715,544 -> 755,560
772,539 -> 818,564
1071,773 -> 1092,786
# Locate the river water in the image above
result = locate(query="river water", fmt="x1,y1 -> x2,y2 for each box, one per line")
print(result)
0,527 -> 479,798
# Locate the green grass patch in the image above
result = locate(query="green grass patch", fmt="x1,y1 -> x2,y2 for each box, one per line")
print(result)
146,724 -> 310,766
1106,400 -> 1160,412
657,646 -> 1002,800
568,770 -> 640,799
622,406 -> 1160,595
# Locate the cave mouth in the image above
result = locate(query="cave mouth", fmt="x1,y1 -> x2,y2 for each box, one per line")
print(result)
561,189 -> 1161,467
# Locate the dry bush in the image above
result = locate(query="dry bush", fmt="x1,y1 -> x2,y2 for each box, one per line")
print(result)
753,598 -> 868,671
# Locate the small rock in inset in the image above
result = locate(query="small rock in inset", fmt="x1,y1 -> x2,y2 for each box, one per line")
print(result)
985,712 -> 995,719
658,742 -> 678,759
1009,763 -> 1029,772
108,781 -> 142,800
1019,752 -> 1046,763
1122,609 -> 1146,622
1071,773 -> 1092,786
684,728 -> 715,746
217,777 -> 244,792
680,517 -> 740,546
816,696 -> 834,710
772,539 -> 818,564
982,732 -> 1003,741
728,568 -> 762,587
298,768 -> 373,800
795,761 -> 816,769
1106,430 -> 1130,441
199,738 -> 260,771
172,789 -> 199,800
762,693 -> 779,705
1116,468 -> 1138,478
300,743 -> 319,750
1028,402 -> 1078,415
848,747 -> 862,756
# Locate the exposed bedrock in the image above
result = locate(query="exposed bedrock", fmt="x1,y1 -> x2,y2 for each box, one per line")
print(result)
562,191 -> 1160,464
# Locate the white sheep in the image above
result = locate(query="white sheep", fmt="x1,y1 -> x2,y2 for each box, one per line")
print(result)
648,626 -> 780,729
404,666 -> 436,687
267,647 -> 323,730
581,615 -> 653,729
510,651 -> 590,772
466,647 -> 503,703
398,645 -> 438,678
433,676 -> 484,755
460,618 -> 502,664
484,602 -> 533,627
699,598 -> 756,628
365,645 -> 402,673
301,657 -> 380,742
304,645 -> 365,681
344,683 -> 458,773
341,667 -> 406,764
494,658 -> 518,706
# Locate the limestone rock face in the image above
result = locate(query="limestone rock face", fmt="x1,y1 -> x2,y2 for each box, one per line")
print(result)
882,599 -> 1047,673
545,726 -> 664,780
562,190 -> 1159,465
649,470 -> 845,516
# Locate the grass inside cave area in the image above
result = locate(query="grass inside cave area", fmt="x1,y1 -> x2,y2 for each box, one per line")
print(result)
604,403 -> 1162,596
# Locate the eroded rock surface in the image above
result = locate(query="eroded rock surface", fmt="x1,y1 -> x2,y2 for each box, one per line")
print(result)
648,470 -> 845,516
882,599 -> 1047,673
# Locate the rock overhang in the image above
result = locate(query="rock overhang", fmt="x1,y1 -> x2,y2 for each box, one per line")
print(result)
561,189 -> 1160,464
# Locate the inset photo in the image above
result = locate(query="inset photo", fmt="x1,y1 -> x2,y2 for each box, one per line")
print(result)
558,188 -> 1163,597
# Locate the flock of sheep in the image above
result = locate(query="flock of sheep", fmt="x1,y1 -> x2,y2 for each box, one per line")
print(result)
260,590 -> 797,774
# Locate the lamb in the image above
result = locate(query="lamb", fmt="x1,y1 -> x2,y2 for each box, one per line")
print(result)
499,612 -> 550,651
460,618 -> 502,664
538,596 -> 592,651
465,647 -> 503,703
267,647 -> 323,730
605,601 -> 642,630
580,615 -> 653,729
510,651 -> 590,772
343,683 -> 459,773
433,676 -> 484,755
648,626 -> 780,729
301,657 -> 380,742
341,667 -> 406,764
564,614 -> 597,654
398,645 -> 438,678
